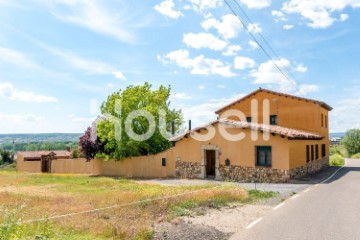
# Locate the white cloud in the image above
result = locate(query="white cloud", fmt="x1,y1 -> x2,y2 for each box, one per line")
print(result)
248,40 -> 259,49
340,13 -> 349,21
281,0 -> 360,29
234,56 -> 256,70
161,49 -> 236,77
172,93 -> 192,100
217,85 -> 226,88
250,58 -> 314,94
112,71 -> 126,80
201,14 -> 242,39
222,45 -> 242,56
0,47 -> 42,70
283,24 -> 294,30
186,0 -> 223,12
0,112 -> 48,133
68,114 -> 95,124
199,85 -> 205,90
183,32 -> 227,51
154,0 -> 183,19
42,45 -> 125,78
0,82 -> 57,103
41,0 -> 142,43
298,84 -> 319,95
178,94 -> 245,127
295,64 -> 307,73
107,83 -> 115,88
247,23 -> 262,33
239,0 -> 272,9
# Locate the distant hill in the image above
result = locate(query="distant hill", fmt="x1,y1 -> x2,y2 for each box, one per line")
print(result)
330,132 -> 346,138
0,133 -> 82,144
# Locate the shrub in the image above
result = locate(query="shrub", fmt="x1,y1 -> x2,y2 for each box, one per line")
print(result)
342,129 -> 360,156
351,153 -> 360,159
330,154 -> 345,166
79,127 -> 104,161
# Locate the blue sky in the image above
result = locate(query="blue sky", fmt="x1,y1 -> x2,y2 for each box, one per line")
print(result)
0,0 -> 359,134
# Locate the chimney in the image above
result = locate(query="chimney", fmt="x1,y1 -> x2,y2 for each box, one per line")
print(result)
188,120 -> 192,131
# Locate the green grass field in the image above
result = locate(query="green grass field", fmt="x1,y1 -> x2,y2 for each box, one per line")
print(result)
0,170 -> 276,239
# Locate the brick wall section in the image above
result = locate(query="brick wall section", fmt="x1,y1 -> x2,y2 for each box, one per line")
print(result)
175,160 -> 202,179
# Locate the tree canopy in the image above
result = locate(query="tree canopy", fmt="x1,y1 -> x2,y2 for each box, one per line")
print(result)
90,82 -> 182,160
342,129 -> 360,156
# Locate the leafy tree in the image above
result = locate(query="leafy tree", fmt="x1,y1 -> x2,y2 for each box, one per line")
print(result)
0,149 -> 14,164
342,129 -> 360,156
79,127 -> 104,161
97,82 -> 183,159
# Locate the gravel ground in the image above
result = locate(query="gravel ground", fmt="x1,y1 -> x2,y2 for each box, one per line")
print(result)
148,166 -> 339,240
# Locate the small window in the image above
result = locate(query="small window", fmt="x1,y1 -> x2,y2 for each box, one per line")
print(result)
162,158 -> 166,167
256,146 -> 272,167
321,114 -> 324,127
246,117 -> 252,123
325,116 -> 328,128
311,145 -> 314,161
321,144 -> 326,157
315,145 -> 319,160
270,115 -> 278,125
306,145 -> 310,163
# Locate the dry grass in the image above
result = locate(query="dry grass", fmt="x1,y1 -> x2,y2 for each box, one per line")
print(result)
0,171 -> 271,239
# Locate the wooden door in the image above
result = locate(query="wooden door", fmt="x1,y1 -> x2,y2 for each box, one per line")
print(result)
206,150 -> 216,177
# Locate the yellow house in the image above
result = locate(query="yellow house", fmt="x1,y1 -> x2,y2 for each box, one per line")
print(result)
16,88 -> 332,183
168,88 -> 332,182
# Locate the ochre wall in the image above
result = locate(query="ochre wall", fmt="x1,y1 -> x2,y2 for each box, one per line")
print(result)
16,155 -> 41,173
170,123 -> 290,170
216,91 -> 330,134
289,139 -> 329,169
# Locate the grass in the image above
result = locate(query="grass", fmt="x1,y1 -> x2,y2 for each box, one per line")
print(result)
351,153 -> 360,159
330,145 -> 348,158
330,153 -> 345,166
0,171 -> 276,239
0,163 -> 16,172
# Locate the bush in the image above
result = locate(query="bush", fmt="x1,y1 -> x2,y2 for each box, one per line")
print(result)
330,154 -> 345,166
342,129 -> 360,156
351,153 -> 360,159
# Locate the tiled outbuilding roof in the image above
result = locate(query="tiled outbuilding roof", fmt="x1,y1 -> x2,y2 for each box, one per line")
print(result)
18,151 -> 71,160
170,118 -> 324,142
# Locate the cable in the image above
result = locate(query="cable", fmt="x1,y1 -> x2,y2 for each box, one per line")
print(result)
223,0 -> 305,97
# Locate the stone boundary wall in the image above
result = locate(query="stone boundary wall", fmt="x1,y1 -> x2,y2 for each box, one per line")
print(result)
289,157 -> 329,179
175,160 -> 202,179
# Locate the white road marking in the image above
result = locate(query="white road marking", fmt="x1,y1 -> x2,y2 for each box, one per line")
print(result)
273,202 -> 285,210
321,164 -> 346,183
303,189 -> 310,193
291,194 -> 299,200
246,218 -> 263,229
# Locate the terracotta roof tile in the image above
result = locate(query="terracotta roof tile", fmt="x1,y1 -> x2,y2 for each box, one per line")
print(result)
18,151 -> 71,159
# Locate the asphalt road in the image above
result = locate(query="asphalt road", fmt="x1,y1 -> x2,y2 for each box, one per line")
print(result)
231,159 -> 360,240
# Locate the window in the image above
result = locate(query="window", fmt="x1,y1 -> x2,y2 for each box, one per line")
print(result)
316,145 -> 319,160
322,144 -> 326,158
321,114 -> 324,127
270,115 -> 278,125
311,145 -> 314,161
162,158 -> 166,167
325,116 -> 328,128
306,145 -> 310,163
256,146 -> 272,167
246,117 -> 252,123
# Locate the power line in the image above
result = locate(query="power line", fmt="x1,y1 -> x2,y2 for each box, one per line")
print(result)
223,0 -> 305,97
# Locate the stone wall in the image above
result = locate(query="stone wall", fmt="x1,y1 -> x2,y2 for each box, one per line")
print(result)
219,165 -> 290,183
289,157 -> 329,179
175,160 -> 202,179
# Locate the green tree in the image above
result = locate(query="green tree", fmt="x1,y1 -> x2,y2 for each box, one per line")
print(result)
97,82 -> 183,159
342,129 -> 360,156
0,149 -> 14,164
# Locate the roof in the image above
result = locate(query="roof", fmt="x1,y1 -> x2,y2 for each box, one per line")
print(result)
170,118 -> 324,142
18,150 -> 71,159
215,88 -> 333,114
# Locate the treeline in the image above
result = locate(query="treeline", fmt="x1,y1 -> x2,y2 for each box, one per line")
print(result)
0,141 -> 79,152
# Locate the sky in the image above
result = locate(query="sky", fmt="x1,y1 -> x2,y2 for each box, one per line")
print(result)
0,0 -> 359,134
